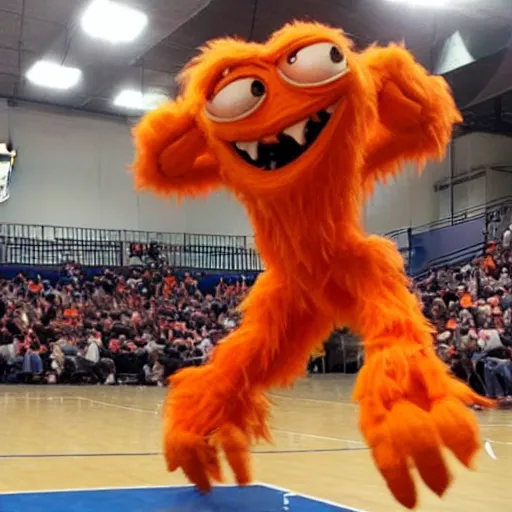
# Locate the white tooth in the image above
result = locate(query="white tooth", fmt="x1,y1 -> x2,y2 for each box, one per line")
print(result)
283,119 -> 307,146
326,101 -> 339,114
235,141 -> 259,161
270,160 -> 277,170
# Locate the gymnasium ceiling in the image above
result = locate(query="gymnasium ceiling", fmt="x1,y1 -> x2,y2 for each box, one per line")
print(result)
0,0 -> 512,133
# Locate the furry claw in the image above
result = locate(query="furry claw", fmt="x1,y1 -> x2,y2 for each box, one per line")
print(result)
214,424 -> 252,486
163,424 -> 252,492
163,366 -> 270,491
164,430 -> 217,492
356,347 -> 493,507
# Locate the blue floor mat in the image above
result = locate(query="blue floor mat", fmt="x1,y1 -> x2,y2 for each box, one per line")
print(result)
0,484 -> 362,512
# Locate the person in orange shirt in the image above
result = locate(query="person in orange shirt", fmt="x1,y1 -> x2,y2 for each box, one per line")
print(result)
115,277 -> 127,296
482,254 -> 497,275
446,318 -> 458,331
458,286 -> 473,309
28,278 -> 43,297
461,294 -> 472,309
63,304 -> 80,326
163,272 -> 177,298
481,242 -> 498,276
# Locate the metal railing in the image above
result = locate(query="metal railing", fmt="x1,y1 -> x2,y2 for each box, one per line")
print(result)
386,194 -> 512,249
0,196 -> 508,273
0,222 -> 263,272
413,241 -> 486,281
387,196 -> 512,272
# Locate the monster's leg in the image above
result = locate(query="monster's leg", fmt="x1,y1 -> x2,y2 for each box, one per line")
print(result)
164,270 -> 332,491
346,236 -> 494,509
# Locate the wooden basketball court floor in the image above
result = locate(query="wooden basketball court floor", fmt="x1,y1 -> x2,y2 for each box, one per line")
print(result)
0,375 -> 510,511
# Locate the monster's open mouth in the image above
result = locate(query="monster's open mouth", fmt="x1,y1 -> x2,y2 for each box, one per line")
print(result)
231,102 -> 338,171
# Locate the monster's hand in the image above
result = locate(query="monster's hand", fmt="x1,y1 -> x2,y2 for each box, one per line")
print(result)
163,365 -> 271,491
361,45 -> 461,193
132,97 -> 221,197
354,346 -> 494,509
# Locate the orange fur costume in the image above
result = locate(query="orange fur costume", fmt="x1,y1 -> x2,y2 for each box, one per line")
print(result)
132,21 -> 494,509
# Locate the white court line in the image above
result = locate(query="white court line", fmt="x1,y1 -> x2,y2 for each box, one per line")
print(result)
5,394 -> 503,450
273,428 -> 364,445
262,482 -> 367,512
269,393 -> 354,406
4,396 -> 363,445
2,396 -> 363,445
3,393 -> 352,409
75,397 -> 158,414
0,395 -> 158,414
1,396 -> 76,401
484,441 -> 498,460
0,483 -> 207,495
6,394 -> 507,432
486,439 -> 512,446
2,393 -> 352,406
14,394 -> 506,449
0,481 -> 365,511
77,399 -> 365,445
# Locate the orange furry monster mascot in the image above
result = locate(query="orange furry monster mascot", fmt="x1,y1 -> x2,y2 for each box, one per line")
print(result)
132,21 -> 494,509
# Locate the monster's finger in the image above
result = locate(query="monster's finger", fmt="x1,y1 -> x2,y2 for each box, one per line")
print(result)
217,424 -> 251,486
371,435 -> 417,509
204,440 -> 223,482
164,430 -> 212,492
431,397 -> 480,469
181,448 -> 212,493
388,402 -> 451,498
359,399 -> 417,509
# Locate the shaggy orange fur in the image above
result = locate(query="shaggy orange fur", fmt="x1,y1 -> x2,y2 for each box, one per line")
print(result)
132,21 -> 494,509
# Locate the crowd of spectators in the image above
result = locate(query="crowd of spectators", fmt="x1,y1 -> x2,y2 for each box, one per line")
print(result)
0,259 -> 248,387
418,238 -> 512,406
1,236 -> 511,407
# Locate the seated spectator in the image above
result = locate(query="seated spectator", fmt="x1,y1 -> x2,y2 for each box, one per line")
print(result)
143,352 -> 165,386
21,341 -> 43,382
49,343 -> 65,380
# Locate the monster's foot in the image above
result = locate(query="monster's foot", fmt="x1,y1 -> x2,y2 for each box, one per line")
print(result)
163,365 -> 272,491
165,423 -> 251,491
354,345 -> 495,509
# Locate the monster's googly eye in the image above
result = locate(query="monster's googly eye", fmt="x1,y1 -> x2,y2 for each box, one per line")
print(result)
278,42 -> 349,87
205,77 -> 266,123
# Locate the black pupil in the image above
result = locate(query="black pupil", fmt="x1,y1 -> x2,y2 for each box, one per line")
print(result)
330,46 -> 343,63
287,52 -> 297,64
251,80 -> 265,97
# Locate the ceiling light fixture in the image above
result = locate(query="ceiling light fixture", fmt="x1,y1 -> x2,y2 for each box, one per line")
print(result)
81,0 -> 148,43
114,89 -> 144,110
26,61 -> 82,90
113,89 -> 168,111
385,0 -> 450,7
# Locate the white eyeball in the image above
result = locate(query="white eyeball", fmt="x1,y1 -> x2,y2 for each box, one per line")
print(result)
205,77 -> 266,123
278,42 -> 349,87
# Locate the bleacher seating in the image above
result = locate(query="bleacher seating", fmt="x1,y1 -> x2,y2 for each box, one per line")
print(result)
0,216 -> 511,405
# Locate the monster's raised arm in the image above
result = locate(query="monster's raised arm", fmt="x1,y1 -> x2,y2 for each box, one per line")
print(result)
360,45 -> 462,196
132,97 -> 221,198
